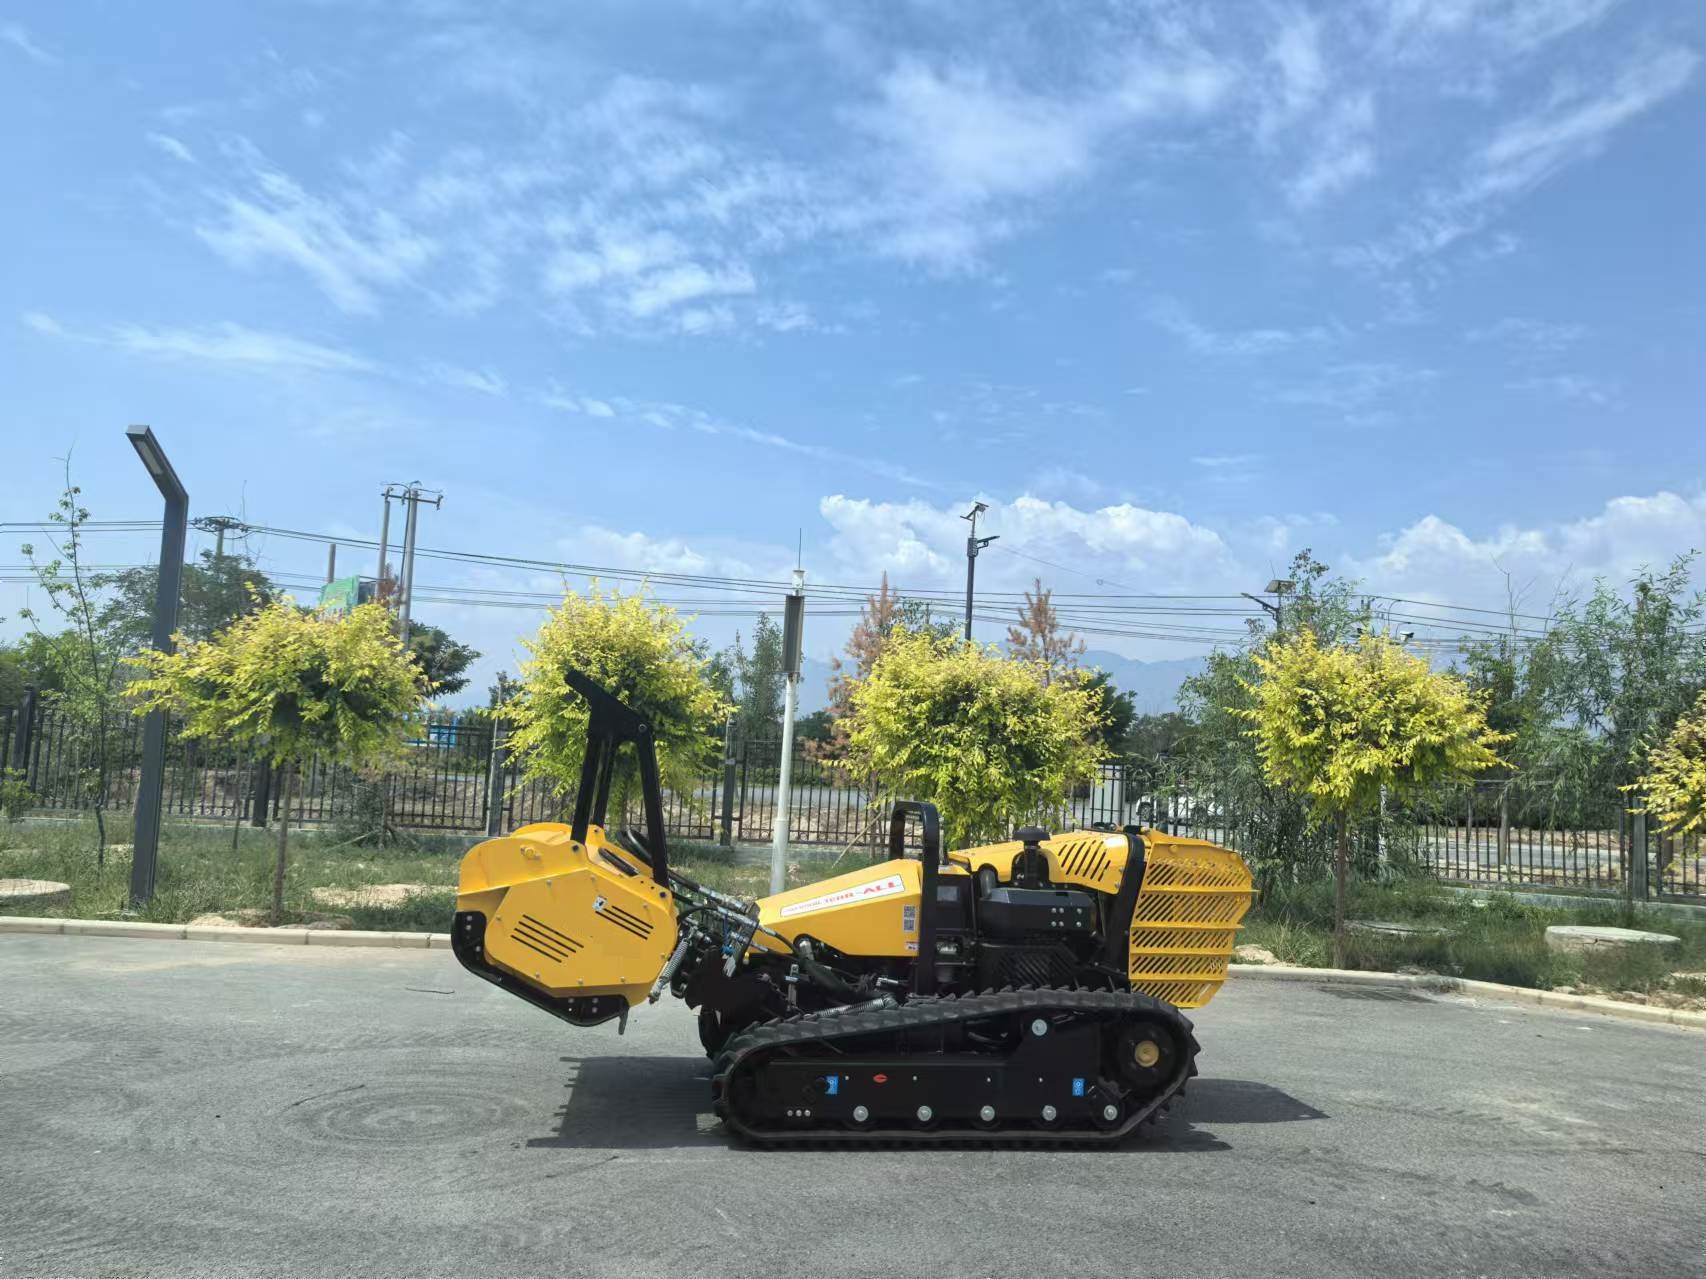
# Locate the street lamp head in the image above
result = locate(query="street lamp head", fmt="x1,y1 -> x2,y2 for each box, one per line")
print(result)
1265,578 -> 1296,595
129,426 -> 164,476
126,425 -> 187,503
962,501 -> 989,521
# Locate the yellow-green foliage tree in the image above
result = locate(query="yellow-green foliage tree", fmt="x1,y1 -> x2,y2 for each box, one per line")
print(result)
846,630 -> 1105,849
504,584 -> 732,815
1631,688 -> 1706,839
1240,629 -> 1507,965
128,600 -> 424,922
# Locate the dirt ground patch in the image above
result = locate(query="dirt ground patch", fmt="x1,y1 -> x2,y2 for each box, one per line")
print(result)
188,910 -> 355,930
309,883 -> 439,909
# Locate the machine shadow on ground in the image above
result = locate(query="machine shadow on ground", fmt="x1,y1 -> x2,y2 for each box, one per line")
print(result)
528,1057 -> 1327,1152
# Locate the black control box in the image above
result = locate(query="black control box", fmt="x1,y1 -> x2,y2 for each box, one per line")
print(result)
978,887 -> 1094,936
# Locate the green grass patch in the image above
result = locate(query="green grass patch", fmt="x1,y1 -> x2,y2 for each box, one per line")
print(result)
1239,872 -> 1706,993
0,818 -> 854,928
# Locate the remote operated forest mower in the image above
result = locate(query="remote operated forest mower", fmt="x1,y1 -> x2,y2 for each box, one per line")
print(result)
452,669 -> 1253,1145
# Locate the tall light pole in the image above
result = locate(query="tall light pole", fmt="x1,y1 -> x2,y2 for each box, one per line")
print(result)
771,568 -> 806,895
962,501 -> 998,641
126,426 -> 188,909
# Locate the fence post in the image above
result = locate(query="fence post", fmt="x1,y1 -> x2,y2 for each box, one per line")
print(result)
1631,807 -> 1649,903
1497,782 -> 1510,868
250,762 -> 271,828
718,718 -> 737,847
484,723 -> 508,838
737,736 -> 752,842
11,685 -> 38,774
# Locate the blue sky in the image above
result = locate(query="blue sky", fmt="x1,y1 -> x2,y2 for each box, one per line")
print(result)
3,0 -> 1704,700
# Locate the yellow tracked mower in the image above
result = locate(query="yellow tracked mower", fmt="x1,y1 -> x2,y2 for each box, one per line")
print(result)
453,669 -> 1252,1145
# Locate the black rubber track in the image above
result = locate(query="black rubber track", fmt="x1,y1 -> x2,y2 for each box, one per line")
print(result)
710,986 -> 1199,1148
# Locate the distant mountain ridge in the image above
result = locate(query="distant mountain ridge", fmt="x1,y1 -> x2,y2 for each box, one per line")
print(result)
1077,650 -> 1204,714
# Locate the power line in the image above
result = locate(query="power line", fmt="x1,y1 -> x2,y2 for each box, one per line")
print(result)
11,517 -> 1700,644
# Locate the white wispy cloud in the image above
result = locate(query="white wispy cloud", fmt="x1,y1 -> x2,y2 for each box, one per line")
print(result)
1152,301 -> 1332,356
538,386 -> 931,486
196,162 -> 438,315
145,132 -> 197,164
24,311 -> 376,374
1466,316 -> 1588,350
623,262 -> 756,319
1192,454 -> 1263,469
1510,372 -> 1614,405
423,362 -> 506,396
140,3 -> 1690,339
108,321 -> 377,373
844,49 -> 1233,268
1,23 -> 56,65
1375,0 -> 1623,62
1349,43 -> 1699,269
1252,11 -> 1377,209
1285,91 -> 1376,208
166,18 -> 1243,328
1265,11 -> 1326,133
754,299 -> 817,333
1270,362 -> 1438,416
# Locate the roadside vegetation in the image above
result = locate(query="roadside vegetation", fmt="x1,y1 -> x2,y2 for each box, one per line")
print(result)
0,817 -> 840,930
7,485 -> 1706,1015
1235,876 -> 1706,1006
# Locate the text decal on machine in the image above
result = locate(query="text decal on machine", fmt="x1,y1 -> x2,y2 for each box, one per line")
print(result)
779,874 -> 907,917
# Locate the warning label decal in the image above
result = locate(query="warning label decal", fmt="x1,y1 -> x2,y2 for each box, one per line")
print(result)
778,873 -> 908,918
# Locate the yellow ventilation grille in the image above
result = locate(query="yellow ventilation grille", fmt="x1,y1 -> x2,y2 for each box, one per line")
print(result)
1128,843 -> 1252,1009
1049,837 -> 1121,890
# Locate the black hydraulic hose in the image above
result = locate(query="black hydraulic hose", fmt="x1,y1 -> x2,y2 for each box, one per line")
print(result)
792,943 -> 863,999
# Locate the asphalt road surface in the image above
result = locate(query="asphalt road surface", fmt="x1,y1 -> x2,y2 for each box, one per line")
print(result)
3,935 -> 1703,1279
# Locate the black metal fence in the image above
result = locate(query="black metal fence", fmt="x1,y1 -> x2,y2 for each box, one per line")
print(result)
4,697 -> 1701,903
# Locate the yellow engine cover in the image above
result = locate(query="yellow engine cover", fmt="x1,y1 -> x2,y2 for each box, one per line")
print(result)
455,822 -> 679,1009
753,858 -> 945,958
949,828 -> 1252,1009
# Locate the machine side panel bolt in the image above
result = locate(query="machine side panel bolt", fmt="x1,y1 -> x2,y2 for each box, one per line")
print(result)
1030,1019 -> 1048,1037
979,1105 -> 996,1122
1041,1104 -> 1058,1122
852,1105 -> 870,1123
916,1105 -> 933,1123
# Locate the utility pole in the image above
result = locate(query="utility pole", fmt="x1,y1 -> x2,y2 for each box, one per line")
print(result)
1241,578 -> 1295,633
772,568 -> 806,895
393,481 -> 443,646
326,542 -> 338,584
962,501 -> 998,641
191,515 -> 245,561
377,485 -> 399,606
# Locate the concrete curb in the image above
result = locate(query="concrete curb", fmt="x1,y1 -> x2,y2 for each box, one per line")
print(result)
1227,962 -> 1706,1031
1,914 -> 1699,1030
0,915 -> 454,950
